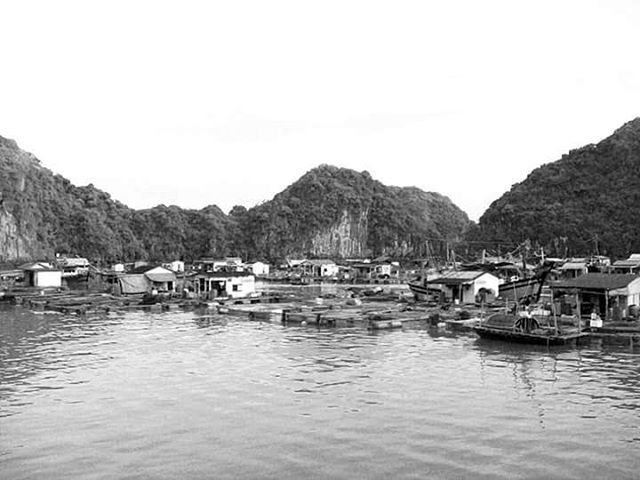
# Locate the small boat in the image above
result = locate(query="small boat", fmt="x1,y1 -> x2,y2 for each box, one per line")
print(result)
473,312 -> 589,345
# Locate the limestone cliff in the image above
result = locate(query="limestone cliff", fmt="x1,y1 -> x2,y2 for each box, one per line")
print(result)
308,209 -> 369,257
0,208 -> 35,262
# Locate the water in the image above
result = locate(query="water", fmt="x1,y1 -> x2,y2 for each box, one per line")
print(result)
1,304 -> 640,479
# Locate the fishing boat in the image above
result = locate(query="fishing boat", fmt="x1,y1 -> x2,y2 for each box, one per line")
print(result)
473,312 -> 588,345
497,266 -> 552,304
407,278 -> 442,302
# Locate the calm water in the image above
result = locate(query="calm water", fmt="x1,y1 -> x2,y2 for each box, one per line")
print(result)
1,302 -> 640,479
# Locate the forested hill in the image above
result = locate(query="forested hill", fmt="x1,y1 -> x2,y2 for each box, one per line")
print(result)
470,117 -> 640,258
232,165 -> 471,260
0,136 -> 471,264
0,135 -> 232,264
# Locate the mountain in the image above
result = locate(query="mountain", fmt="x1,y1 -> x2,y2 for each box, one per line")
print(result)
232,164 -> 471,260
470,118 -> 640,258
0,137 -> 471,264
0,135 -> 232,264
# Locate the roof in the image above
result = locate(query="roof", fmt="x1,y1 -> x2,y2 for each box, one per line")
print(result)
57,257 -> 89,267
192,271 -> 255,278
301,259 -> 336,266
611,259 -> 640,268
118,274 -> 149,294
552,273 -> 640,290
559,262 -> 587,271
145,272 -> 176,283
426,270 -> 494,285
18,262 -> 59,272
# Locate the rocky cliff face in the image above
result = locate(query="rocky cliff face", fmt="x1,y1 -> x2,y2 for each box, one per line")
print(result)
0,208 -> 34,262
308,209 -> 369,257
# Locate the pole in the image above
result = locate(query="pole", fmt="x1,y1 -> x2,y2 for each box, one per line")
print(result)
576,291 -> 582,331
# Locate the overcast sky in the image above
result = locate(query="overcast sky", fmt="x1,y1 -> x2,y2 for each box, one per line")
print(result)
1,0 -> 639,220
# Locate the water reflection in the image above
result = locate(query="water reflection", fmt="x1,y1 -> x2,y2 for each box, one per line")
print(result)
1,307 -> 640,479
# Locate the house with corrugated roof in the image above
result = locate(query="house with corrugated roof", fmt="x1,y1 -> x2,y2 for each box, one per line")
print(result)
19,262 -> 62,288
426,270 -> 500,304
610,254 -> 640,274
297,260 -> 339,278
551,273 -> 640,321
558,261 -> 588,279
189,271 -> 256,299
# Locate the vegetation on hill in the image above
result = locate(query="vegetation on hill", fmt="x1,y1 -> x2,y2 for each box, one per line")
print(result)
234,164 -> 471,260
0,137 -> 471,264
470,118 -> 640,258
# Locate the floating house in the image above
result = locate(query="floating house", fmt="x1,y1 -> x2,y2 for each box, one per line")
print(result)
551,273 -> 640,320
56,256 -> 90,277
108,265 -> 177,295
246,261 -> 270,276
193,257 -> 244,273
558,261 -> 589,279
297,260 -> 339,278
190,271 -> 256,299
19,262 -> 62,288
350,261 -> 395,280
610,254 -> 640,274
426,270 -> 500,304
162,260 -> 185,273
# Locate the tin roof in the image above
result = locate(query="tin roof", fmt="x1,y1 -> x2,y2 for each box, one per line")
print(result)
611,259 -> 640,268
552,273 -> 639,290
559,262 -> 587,271
425,270 -> 492,285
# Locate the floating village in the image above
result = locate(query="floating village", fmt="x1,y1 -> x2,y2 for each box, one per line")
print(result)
1,247 -> 640,347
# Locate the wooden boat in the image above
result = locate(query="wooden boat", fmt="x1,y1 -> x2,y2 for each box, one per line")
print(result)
473,312 -> 589,345
407,279 -> 441,302
498,266 -> 552,304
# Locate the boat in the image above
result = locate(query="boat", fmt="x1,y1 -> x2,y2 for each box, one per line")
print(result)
407,278 -> 442,302
473,312 -> 589,345
497,265 -> 552,304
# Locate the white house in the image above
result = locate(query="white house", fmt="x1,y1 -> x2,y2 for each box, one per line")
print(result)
56,256 -> 90,277
426,270 -> 500,304
194,257 -> 244,273
163,260 -> 185,273
246,261 -> 270,276
19,262 -> 62,288
298,260 -> 339,278
193,272 -> 256,299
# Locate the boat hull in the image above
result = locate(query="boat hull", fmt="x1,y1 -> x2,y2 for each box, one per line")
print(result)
498,277 -> 543,303
408,282 -> 440,301
474,326 -> 588,345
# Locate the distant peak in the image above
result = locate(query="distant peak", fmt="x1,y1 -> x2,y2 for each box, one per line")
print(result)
608,117 -> 640,146
0,135 -> 19,150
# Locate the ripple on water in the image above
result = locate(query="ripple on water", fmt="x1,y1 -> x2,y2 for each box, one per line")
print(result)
1,310 -> 640,479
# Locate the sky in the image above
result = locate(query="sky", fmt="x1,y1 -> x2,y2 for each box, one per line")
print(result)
1,0 -> 640,221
